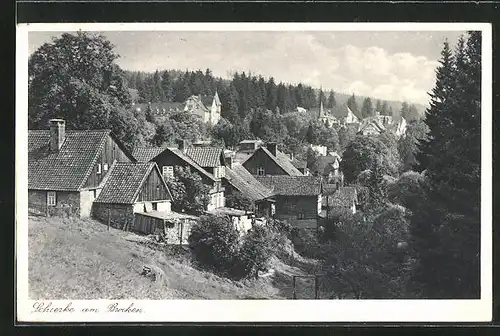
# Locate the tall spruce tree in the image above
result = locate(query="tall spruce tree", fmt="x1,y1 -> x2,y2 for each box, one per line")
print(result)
361,97 -> 374,118
410,33 -> 481,298
347,93 -> 359,117
327,90 -> 337,108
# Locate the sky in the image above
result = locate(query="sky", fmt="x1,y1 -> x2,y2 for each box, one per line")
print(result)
28,30 -> 465,106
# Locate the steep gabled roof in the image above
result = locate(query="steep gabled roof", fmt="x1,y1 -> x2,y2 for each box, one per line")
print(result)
213,91 -> 221,106
168,148 -> 217,182
94,162 -> 172,204
28,129 -> 135,191
256,176 -> 322,196
185,147 -> 224,168
248,147 -> 303,176
224,163 -> 275,201
132,146 -> 168,163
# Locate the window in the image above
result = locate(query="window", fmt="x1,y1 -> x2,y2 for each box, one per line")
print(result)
257,167 -> 265,176
152,202 -> 158,211
93,189 -> 97,199
297,212 -> 305,219
162,166 -> 174,180
47,191 -> 56,206
103,163 -> 109,171
97,163 -> 102,175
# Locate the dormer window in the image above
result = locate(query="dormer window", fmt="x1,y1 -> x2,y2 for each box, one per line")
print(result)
103,163 -> 109,172
97,163 -> 102,175
257,167 -> 265,176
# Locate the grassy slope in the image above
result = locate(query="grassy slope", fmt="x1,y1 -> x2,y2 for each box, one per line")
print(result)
28,216 -> 319,300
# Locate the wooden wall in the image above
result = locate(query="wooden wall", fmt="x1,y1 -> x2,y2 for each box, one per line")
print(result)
242,149 -> 287,176
136,167 -> 170,202
84,135 -> 132,189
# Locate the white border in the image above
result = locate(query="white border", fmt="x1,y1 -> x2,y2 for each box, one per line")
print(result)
16,22 -> 493,323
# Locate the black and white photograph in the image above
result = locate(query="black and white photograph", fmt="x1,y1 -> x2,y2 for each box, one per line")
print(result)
16,23 -> 492,322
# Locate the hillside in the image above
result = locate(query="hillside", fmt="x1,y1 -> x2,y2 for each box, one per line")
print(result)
28,216 -> 321,300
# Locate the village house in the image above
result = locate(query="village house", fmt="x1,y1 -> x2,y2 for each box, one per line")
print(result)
28,119 -> 136,217
223,155 -> 276,218
133,91 -> 222,126
310,144 -> 328,157
92,161 -> 198,244
315,151 -> 344,186
324,186 -> 358,218
312,102 -> 360,128
234,139 -> 263,163
183,91 -> 222,126
132,140 -> 225,211
255,175 -> 322,229
242,142 -> 303,177
358,112 -> 407,138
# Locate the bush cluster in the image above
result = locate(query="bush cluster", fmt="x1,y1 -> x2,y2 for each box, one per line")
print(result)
188,215 -> 288,279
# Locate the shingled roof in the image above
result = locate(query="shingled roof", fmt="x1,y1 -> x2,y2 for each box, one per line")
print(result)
185,147 -> 224,168
250,147 -> 303,176
94,162 -> 172,204
28,129 -> 134,191
168,148 -> 216,182
132,146 -> 167,163
224,163 -> 275,201
255,176 -> 322,196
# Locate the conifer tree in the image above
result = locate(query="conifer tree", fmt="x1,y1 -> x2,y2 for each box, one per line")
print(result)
347,93 -> 359,117
410,33 -> 481,298
327,90 -> 337,108
361,97 -> 374,118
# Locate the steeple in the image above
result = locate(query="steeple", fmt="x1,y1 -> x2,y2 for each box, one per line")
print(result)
213,90 -> 221,106
319,100 -> 325,118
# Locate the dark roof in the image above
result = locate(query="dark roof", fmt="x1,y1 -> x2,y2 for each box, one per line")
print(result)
310,104 -> 361,120
28,129 -> 134,191
255,176 -> 322,196
185,147 -> 224,167
95,162 -> 172,204
359,119 -> 386,133
224,163 -> 275,201
168,148 -> 216,182
132,146 -> 167,163
252,147 -> 303,176
323,183 -> 339,195
329,187 -> 357,208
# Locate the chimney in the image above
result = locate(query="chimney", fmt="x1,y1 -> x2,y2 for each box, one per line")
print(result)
225,155 -> 233,169
49,119 -> 66,151
266,142 -> 277,157
176,139 -> 188,153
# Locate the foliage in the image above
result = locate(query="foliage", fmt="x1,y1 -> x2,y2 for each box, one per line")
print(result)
28,31 -> 138,151
361,97 -> 374,118
387,171 -> 427,209
225,191 -> 253,212
340,135 -> 399,184
166,166 -> 210,216
189,216 -> 283,279
188,215 -> 242,276
398,120 -> 429,172
319,206 -> 413,299
410,32 -> 481,298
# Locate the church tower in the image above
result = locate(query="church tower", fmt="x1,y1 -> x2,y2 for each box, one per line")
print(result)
210,90 -> 222,125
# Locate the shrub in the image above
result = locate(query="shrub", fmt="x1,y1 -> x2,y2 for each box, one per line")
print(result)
234,226 -> 274,278
188,215 -> 241,276
188,215 -> 279,279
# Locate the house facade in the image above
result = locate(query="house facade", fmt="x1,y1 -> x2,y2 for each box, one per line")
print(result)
256,176 -> 322,229
325,186 -> 358,218
358,112 -> 407,138
132,140 -> 225,212
184,91 -> 221,126
242,142 -> 303,177
223,160 -> 276,218
28,119 -> 135,218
